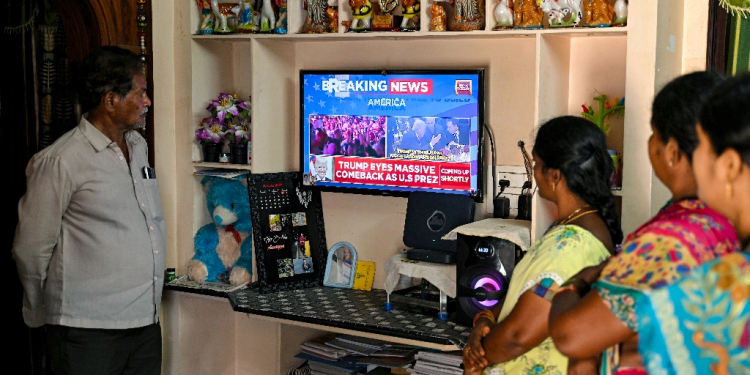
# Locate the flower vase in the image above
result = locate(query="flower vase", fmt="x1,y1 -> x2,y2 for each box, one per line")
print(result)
230,143 -> 248,164
202,143 -> 221,163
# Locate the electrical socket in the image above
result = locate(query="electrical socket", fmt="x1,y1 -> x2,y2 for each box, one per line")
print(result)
496,165 -> 527,191
486,165 -> 532,218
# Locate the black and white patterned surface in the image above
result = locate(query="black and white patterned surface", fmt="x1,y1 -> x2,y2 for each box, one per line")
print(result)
228,287 -> 470,348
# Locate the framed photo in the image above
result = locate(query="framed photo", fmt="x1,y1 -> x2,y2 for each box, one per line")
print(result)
323,242 -> 357,289
248,172 -> 328,293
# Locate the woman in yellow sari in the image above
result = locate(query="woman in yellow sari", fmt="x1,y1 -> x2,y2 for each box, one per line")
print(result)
463,116 -> 621,375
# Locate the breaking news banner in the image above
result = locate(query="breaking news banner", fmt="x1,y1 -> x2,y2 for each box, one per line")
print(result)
331,157 -> 471,190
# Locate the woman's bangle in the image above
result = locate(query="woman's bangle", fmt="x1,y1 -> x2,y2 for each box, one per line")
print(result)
473,310 -> 496,326
553,278 -> 591,298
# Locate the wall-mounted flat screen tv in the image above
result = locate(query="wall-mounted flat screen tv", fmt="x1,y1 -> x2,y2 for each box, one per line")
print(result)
301,70 -> 484,201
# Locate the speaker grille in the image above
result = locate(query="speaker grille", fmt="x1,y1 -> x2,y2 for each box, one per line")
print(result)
457,266 -> 507,316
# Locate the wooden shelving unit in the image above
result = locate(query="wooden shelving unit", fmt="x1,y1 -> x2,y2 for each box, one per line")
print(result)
152,1 -> 709,374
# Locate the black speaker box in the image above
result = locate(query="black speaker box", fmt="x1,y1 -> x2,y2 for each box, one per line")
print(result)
454,233 -> 525,326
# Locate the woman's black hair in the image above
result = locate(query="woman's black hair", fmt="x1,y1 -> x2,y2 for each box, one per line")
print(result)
533,116 -> 623,245
651,71 -> 725,161
77,46 -> 145,113
699,72 -> 750,166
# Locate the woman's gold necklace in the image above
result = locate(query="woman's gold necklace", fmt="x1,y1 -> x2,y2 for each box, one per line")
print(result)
555,205 -> 599,226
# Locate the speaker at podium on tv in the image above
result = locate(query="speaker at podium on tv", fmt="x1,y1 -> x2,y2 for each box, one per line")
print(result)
455,233 -> 525,326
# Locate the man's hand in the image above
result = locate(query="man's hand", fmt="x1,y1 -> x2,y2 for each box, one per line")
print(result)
430,134 -> 442,147
463,318 -> 492,371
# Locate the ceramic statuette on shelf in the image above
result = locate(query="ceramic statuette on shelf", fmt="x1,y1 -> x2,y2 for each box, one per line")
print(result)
258,0 -> 277,32
371,0 -> 400,31
327,6 -> 340,33
400,0 -> 420,31
236,0 -> 259,33
540,0 -> 582,28
511,0 -> 543,29
211,0 -> 239,34
493,0 -> 513,30
196,0 -> 215,34
448,0 -> 485,31
430,2 -> 447,31
275,0 -> 288,33
349,0 -> 374,32
581,0 -> 614,27
613,0 -> 627,27
302,0 -> 331,33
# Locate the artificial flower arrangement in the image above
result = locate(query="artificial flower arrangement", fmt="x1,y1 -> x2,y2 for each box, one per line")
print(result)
195,93 -> 251,145
196,93 -> 252,163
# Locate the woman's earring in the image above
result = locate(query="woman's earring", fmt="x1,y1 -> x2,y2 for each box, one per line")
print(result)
726,182 -> 733,200
552,182 -> 556,192
669,160 -> 674,167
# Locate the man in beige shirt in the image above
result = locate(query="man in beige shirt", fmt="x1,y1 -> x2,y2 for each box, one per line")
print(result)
12,46 -> 165,375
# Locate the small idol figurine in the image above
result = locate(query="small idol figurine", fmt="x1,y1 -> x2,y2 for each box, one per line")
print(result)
302,0 -> 331,33
582,0 -> 614,27
493,0 -> 513,30
372,0 -> 399,31
275,0 -> 288,33
613,0 -> 627,26
196,0 -> 215,34
430,2 -> 447,31
400,0 -> 420,31
539,0 -> 582,27
448,0 -> 485,31
511,0 -> 543,29
326,6 -> 340,33
236,0 -> 259,33
349,0 -> 374,32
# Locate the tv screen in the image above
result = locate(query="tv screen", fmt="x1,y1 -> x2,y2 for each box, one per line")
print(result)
300,70 -> 484,201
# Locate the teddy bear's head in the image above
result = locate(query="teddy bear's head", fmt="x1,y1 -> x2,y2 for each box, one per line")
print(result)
201,176 -> 252,233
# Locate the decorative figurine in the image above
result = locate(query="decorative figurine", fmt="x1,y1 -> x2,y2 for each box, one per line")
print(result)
211,0 -> 241,34
493,0 -> 513,30
613,0 -> 627,27
448,0 -> 485,31
512,0 -> 543,29
259,0 -> 277,32
196,0 -> 215,34
539,0 -> 582,27
581,0 -> 614,27
349,0 -> 374,32
430,2 -> 447,31
275,0 -> 288,33
372,0 -> 400,31
236,0 -> 259,33
400,0 -> 420,31
302,0 -> 331,33
581,92 -> 625,133
327,6 -> 340,33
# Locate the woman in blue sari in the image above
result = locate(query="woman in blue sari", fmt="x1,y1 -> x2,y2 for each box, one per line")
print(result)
635,73 -> 750,374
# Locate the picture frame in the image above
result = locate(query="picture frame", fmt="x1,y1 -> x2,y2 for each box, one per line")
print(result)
248,172 -> 328,294
323,242 -> 358,289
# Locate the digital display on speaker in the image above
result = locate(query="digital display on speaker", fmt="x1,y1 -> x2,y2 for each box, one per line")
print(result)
475,241 -> 494,259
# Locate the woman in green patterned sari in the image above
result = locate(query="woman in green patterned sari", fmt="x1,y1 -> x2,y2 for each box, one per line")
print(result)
463,116 -> 621,375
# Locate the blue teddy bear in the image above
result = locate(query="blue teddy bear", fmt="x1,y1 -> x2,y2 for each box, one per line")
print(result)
187,176 -> 253,286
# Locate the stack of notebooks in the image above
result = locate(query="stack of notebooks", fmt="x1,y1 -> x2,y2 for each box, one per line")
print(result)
296,335 -> 418,375
408,351 -> 463,375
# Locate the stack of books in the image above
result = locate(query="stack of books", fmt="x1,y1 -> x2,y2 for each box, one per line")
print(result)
356,346 -> 417,370
408,351 -> 463,375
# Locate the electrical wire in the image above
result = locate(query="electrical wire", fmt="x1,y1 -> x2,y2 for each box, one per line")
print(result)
483,123 -> 497,198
